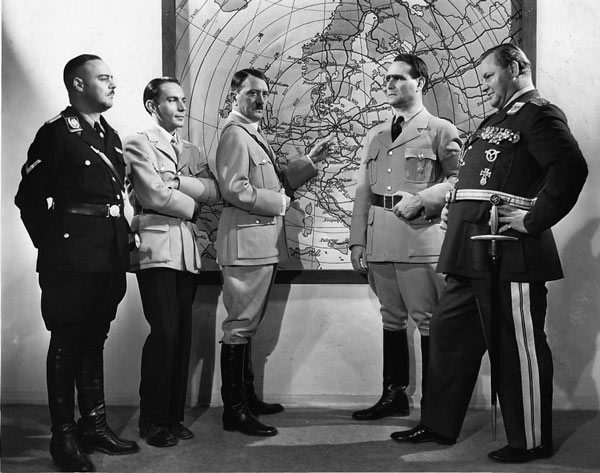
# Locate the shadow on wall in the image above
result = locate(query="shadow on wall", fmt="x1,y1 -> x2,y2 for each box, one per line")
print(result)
548,218 -> 600,409
188,284 -> 219,406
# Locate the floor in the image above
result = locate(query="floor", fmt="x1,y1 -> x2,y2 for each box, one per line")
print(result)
1,405 -> 599,472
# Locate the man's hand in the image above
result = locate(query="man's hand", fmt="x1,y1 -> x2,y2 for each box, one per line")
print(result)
308,135 -> 336,164
497,204 -> 529,233
393,191 -> 424,220
350,245 -> 368,272
440,203 -> 449,231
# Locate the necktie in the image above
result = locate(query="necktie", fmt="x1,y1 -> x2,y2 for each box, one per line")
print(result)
171,135 -> 182,159
391,115 -> 404,141
94,122 -> 105,139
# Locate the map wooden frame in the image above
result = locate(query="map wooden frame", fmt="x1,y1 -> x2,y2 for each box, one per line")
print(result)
160,0 -> 537,285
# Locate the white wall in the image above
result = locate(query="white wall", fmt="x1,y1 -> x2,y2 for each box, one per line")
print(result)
2,0 -> 599,411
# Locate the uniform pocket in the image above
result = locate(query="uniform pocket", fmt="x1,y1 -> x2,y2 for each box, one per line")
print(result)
408,222 -> 444,257
236,213 -> 280,259
405,147 -> 436,183
134,215 -> 172,264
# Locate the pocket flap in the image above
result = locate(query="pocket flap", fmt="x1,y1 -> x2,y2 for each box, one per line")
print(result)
405,147 -> 436,160
237,213 -> 276,228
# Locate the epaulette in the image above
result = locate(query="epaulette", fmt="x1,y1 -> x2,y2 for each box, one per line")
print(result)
530,96 -> 550,106
45,114 -> 61,124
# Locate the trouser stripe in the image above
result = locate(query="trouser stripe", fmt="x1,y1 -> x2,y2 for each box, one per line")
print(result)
510,282 -> 542,449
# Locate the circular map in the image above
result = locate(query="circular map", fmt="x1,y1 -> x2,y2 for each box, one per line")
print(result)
175,0 -> 522,270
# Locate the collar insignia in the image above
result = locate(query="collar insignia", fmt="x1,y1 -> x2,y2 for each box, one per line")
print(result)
64,116 -> 83,133
507,102 -> 525,115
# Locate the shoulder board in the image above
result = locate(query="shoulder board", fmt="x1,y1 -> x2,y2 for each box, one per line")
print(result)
61,115 -> 83,133
45,114 -> 61,124
530,96 -> 550,107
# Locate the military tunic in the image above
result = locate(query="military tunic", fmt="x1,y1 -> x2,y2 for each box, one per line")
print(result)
349,107 -> 461,332
423,90 -> 588,450
15,106 -> 130,329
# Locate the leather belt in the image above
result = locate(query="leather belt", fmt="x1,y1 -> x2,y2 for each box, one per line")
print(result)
447,189 -> 536,210
58,202 -> 122,218
371,193 -> 402,210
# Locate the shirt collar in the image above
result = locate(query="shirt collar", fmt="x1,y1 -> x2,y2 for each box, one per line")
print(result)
503,85 -> 536,108
392,106 -> 424,125
155,123 -> 178,143
231,110 -> 259,131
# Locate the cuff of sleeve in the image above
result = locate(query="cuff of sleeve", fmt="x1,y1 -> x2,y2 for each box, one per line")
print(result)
280,194 -> 287,216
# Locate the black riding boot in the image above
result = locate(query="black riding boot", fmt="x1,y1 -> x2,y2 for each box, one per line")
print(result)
221,343 -> 277,436
76,341 -> 139,456
243,338 -> 284,416
47,342 -> 95,472
352,329 -> 410,420
420,335 -> 429,410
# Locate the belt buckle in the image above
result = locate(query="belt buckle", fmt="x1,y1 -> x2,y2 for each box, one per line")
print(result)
383,194 -> 394,210
107,204 -> 120,218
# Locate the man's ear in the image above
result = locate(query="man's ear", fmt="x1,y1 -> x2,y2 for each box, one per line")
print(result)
73,77 -> 84,92
509,60 -> 520,77
229,90 -> 238,105
416,76 -> 426,92
145,99 -> 156,115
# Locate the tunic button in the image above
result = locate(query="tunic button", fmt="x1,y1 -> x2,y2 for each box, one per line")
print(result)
386,185 -> 392,191
468,146 -> 473,149
116,194 -> 121,200
417,167 -> 424,174
84,160 -> 91,166
63,233 -> 70,238
387,168 -> 392,173
112,177 -> 116,182
388,151 -> 393,156
177,171 -> 181,175
255,219 -> 260,224
262,159 -> 267,163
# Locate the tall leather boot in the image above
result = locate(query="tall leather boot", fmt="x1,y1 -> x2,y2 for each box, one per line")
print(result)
243,338 -> 284,416
221,343 -> 277,436
47,343 -> 95,472
420,335 -> 429,410
352,329 -> 410,420
76,342 -> 139,456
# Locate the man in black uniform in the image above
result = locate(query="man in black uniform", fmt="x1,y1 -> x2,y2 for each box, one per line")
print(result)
391,44 -> 588,463
15,54 -> 139,472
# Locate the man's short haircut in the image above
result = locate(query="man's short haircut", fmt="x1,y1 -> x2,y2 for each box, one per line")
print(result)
230,69 -> 269,92
63,54 -> 102,89
481,43 -> 531,75
143,77 -> 181,114
393,53 -> 429,91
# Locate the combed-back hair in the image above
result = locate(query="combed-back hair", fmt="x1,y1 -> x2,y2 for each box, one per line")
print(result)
230,69 -> 269,92
63,54 -> 102,89
393,53 -> 429,91
481,43 -> 531,75
143,77 -> 181,114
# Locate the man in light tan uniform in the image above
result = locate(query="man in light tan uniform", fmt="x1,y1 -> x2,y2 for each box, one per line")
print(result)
349,53 -> 461,420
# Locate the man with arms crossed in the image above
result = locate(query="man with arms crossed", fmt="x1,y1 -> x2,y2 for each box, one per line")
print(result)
392,44 -> 588,464
215,68 -> 332,437
124,77 -> 220,447
349,53 -> 461,420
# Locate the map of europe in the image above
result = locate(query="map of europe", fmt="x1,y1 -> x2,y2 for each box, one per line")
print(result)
175,0 -> 523,270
